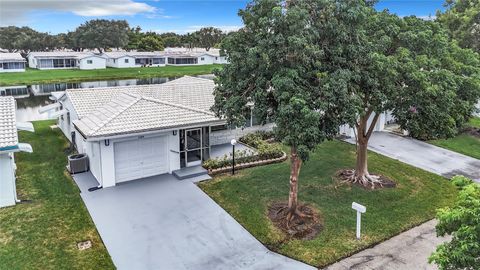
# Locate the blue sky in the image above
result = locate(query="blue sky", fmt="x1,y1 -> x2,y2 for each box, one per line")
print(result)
0,0 -> 446,34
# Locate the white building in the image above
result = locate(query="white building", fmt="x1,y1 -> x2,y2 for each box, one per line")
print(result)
42,76 -> 270,188
103,52 -> 166,68
0,96 -> 34,208
27,52 -> 106,70
0,53 -> 26,73
165,48 -> 228,66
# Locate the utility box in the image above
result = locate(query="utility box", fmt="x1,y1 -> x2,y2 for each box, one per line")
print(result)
68,154 -> 89,174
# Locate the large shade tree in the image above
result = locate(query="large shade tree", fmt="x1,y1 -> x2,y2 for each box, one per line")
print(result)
437,0 -> 480,53
193,27 -> 225,51
321,3 -> 480,186
72,19 -> 130,52
213,0 -> 348,222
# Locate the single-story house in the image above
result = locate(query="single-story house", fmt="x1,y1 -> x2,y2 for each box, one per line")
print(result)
27,52 -> 106,70
0,96 -> 34,208
0,85 -> 29,99
165,48 -> 228,65
103,52 -> 166,68
0,53 -> 26,73
42,76 -> 270,188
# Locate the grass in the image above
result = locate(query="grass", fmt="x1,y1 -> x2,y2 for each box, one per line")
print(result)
0,120 -> 114,270
199,140 -> 457,268
0,65 -> 222,86
430,117 -> 480,160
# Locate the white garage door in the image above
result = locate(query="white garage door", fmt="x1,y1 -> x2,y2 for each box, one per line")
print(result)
114,136 -> 169,183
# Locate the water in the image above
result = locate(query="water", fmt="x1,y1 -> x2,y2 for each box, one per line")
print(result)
1,75 -> 215,122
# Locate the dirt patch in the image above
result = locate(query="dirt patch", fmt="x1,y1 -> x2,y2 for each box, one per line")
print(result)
464,127 -> 480,138
268,202 -> 323,240
336,169 -> 397,190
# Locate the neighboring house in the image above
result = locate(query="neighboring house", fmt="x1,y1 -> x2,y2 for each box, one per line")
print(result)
0,53 -> 26,73
42,76 -> 270,188
165,48 -> 228,66
0,85 -> 29,99
27,52 -> 106,70
338,111 -> 397,138
0,96 -> 34,208
103,52 -> 166,68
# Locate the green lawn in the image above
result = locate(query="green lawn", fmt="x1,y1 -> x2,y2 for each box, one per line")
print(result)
0,65 -> 222,86
430,117 -> 480,160
199,140 -> 457,268
0,120 -> 114,269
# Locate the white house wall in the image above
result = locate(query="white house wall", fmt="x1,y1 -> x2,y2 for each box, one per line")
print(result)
0,153 -> 16,208
78,56 -> 106,70
197,55 -> 215,65
106,56 -> 136,68
339,112 -> 387,138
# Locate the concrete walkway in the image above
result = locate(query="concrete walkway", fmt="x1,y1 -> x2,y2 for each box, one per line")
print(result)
73,173 -> 314,270
345,132 -> 480,182
324,220 -> 449,270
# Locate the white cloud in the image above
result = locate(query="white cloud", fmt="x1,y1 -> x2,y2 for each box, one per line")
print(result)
0,0 -> 157,26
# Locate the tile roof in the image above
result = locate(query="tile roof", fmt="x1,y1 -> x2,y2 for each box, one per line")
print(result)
0,96 -> 18,149
70,76 -> 223,138
28,51 -> 106,60
103,51 -> 166,59
0,53 -> 25,62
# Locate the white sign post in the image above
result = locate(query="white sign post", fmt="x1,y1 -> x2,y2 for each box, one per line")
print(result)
352,202 -> 366,240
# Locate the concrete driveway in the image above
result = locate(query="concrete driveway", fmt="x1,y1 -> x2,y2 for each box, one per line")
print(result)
345,132 -> 480,182
73,173 -> 314,270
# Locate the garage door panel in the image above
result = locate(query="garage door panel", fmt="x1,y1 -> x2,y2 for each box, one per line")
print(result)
114,136 -> 169,183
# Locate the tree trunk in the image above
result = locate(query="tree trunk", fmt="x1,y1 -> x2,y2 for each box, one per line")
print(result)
288,146 -> 302,215
355,138 -> 368,177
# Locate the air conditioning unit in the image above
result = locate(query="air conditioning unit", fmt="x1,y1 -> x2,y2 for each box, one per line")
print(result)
68,154 -> 89,174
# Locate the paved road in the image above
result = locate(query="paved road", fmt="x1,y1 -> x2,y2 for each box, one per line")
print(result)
73,173 -> 314,270
325,220 -> 449,270
345,132 -> 480,182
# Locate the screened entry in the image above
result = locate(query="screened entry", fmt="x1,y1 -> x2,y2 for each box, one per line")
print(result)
1,62 -> 25,69
168,57 -> 198,65
179,127 -> 210,168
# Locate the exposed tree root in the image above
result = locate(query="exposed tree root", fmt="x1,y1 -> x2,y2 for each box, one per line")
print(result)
268,202 -> 322,240
337,169 -> 396,190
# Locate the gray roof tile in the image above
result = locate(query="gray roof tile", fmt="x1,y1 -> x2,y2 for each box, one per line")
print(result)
0,97 -> 18,149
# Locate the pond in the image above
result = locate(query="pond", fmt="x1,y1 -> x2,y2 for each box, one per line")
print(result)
1,75 -> 215,122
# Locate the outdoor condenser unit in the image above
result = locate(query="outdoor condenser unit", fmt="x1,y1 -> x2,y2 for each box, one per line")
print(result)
68,154 -> 89,174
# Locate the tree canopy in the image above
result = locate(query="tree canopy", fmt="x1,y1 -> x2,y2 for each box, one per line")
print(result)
437,0 -> 480,52
71,19 -> 130,52
193,27 -> 225,51
213,0 -> 347,221
137,35 -> 164,51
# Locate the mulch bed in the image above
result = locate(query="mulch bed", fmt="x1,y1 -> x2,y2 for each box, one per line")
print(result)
268,202 -> 323,240
336,169 -> 397,190
464,127 -> 480,138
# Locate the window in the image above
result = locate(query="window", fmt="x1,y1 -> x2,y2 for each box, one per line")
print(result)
87,60 -> 93,64
215,57 -> 218,60
211,125 -> 228,132
113,59 -> 116,63
124,59 -> 129,63
201,57 -> 205,61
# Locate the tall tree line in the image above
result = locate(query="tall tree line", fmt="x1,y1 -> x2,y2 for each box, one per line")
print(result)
0,20 -> 229,54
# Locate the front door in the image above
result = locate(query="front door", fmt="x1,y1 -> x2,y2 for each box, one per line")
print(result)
185,128 -> 202,166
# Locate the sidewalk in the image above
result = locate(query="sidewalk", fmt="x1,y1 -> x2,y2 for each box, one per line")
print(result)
324,220 -> 449,270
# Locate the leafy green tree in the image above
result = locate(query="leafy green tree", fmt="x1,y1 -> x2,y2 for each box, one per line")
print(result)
72,19 -> 130,52
193,27 -> 224,51
126,26 -> 143,50
213,0 -> 346,221
437,0 -> 480,52
318,3 -> 480,186
429,176 -> 480,269
137,35 -> 164,51
160,32 -> 182,47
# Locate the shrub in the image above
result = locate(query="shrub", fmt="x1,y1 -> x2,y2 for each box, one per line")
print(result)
202,131 -> 283,170
429,176 -> 480,269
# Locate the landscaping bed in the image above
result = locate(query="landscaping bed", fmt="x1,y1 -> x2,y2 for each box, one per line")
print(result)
0,65 -> 222,86
199,140 -> 457,267
203,131 -> 286,175
0,120 -> 114,269
430,117 -> 480,160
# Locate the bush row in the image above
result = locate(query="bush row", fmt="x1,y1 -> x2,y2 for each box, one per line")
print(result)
202,131 -> 283,170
